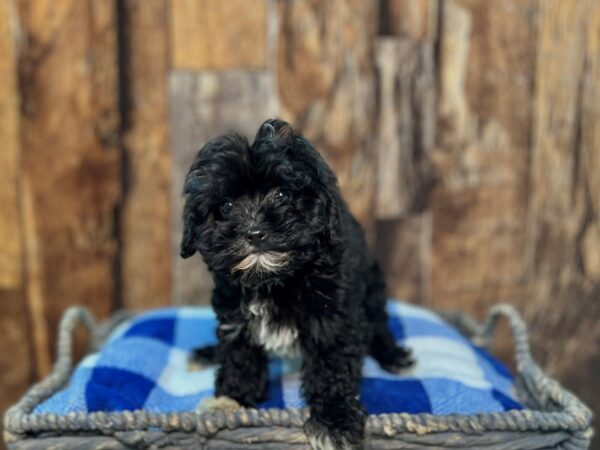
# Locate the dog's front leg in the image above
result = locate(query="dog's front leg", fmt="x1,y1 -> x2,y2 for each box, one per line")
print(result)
301,340 -> 367,450
215,323 -> 269,407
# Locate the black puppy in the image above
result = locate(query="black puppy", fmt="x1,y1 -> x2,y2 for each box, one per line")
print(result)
181,119 -> 413,450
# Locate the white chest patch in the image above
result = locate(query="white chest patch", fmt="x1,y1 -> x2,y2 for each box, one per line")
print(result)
248,301 -> 300,358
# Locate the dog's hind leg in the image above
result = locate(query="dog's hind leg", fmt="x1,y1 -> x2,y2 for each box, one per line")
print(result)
188,344 -> 218,370
365,261 -> 414,373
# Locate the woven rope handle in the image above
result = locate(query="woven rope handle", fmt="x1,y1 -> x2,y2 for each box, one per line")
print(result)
54,307 -> 96,374
5,307 -> 96,430
478,303 -> 533,371
476,304 -> 592,424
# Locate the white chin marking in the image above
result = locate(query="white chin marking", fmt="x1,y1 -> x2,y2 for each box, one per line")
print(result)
232,252 -> 289,273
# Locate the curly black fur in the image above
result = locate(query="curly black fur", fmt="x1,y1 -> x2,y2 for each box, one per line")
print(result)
181,119 -> 413,450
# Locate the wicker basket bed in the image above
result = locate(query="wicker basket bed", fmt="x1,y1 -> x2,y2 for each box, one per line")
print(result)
4,304 -> 593,450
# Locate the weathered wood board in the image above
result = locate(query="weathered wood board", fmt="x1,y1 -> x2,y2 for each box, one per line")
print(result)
431,0 -> 538,316
169,0 -> 268,70
0,1 -> 35,444
525,0 -> 600,438
372,2 -> 436,304
15,0 -> 122,367
118,0 -> 172,310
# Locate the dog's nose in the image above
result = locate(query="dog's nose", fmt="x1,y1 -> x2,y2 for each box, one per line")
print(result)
245,227 -> 266,243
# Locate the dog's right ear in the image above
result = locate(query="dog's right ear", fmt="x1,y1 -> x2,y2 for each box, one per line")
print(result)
180,209 -> 197,259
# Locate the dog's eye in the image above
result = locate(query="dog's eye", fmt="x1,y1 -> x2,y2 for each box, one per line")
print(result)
275,190 -> 289,203
219,201 -> 234,216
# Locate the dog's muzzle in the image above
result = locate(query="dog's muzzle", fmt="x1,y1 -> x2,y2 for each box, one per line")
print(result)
232,252 -> 289,274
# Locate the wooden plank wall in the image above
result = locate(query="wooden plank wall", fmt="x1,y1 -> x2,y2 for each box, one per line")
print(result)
0,0 -> 35,434
0,0 -> 598,447
118,0 -> 172,310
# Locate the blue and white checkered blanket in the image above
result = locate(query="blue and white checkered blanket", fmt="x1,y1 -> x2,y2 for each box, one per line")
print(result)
35,301 -> 522,415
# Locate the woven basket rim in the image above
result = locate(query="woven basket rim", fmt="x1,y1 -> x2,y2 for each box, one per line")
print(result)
4,303 -> 593,442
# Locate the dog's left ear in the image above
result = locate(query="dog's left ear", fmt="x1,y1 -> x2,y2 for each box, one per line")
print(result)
322,181 -> 344,245
296,135 -> 344,245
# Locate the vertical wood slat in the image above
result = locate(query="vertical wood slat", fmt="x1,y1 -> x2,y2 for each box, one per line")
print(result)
15,0 -> 121,369
373,38 -> 432,302
375,214 -> 432,303
119,0 -> 172,310
0,0 -> 36,437
169,0 -> 268,70
526,0 -> 600,437
277,0 -> 379,241
374,38 -> 435,221
373,1 -> 437,304
380,0 -> 438,39
431,0 -> 538,316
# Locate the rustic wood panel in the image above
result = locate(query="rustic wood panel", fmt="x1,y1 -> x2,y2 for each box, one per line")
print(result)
375,215 -> 432,303
169,71 -> 277,305
118,0 -> 172,310
277,0 -> 379,240
431,0 -> 538,317
379,0 -> 438,40
169,0 -> 268,70
526,0 -> 600,439
374,38 -> 435,220
373,2 -> 436,305
0,2 -> 22,294
15,0 -> 121,367
0,0 -> 35,440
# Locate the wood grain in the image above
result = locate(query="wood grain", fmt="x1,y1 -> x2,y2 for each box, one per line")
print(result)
374,37 -> 435,220
375,215 -> 432,303
118,0 -> 172,310
372,2 -> 436,305
15,0 -> 121,368
277,0 -> 379,240
169,71 -> 277,305
0,0 -> 35,440
379,0 -> 438,40
431,0 -> 538,316
0,0 -> 22,293
526,0 -> 600,440
169,0 -> 268,70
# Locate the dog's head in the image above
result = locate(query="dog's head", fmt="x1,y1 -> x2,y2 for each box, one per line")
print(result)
181,119 -> 343,285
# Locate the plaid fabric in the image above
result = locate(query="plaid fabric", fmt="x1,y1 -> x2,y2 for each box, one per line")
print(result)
35,301 -> 522,415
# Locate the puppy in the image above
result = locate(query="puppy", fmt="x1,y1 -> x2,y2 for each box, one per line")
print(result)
181,119 -> 413,450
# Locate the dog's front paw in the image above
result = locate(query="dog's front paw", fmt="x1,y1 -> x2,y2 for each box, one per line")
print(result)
196,396 -> 241,413
304,415 -> 365,450
380,346 -> 415,374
